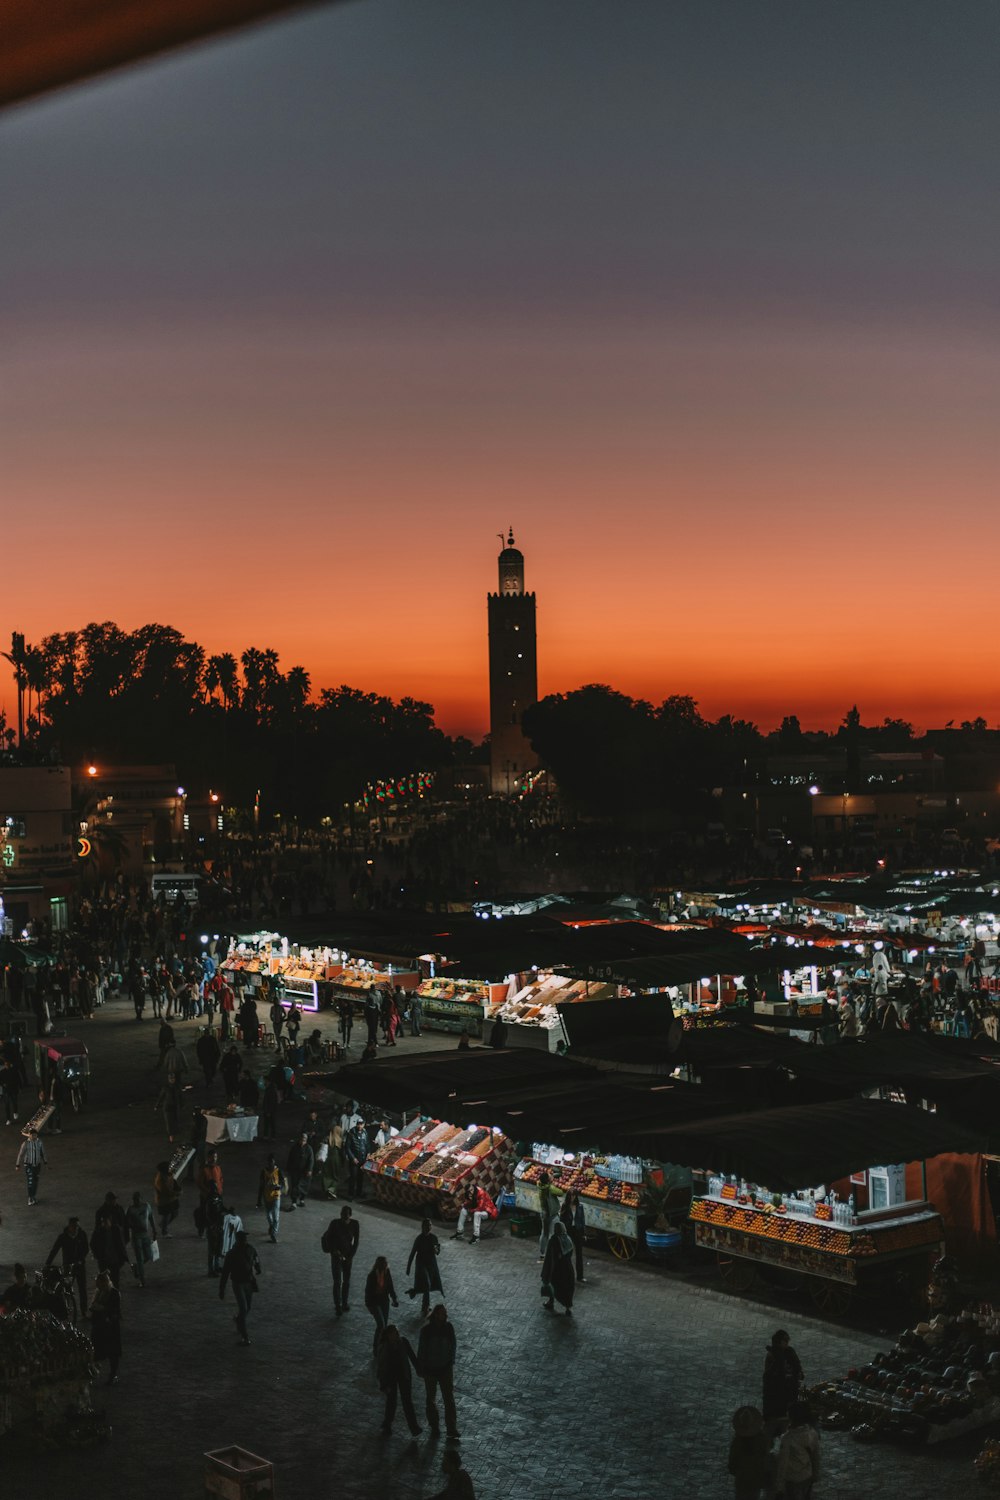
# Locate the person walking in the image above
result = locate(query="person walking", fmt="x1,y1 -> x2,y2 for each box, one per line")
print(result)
89,1270 -> 123,1385
186,1106 -> 209,1185
259,1077 -> 279,1142
157,1078 -> 182,1142
728,1406 -> 771,1500
377,1325 -> 422,1436
154,1160 -> 181,1236
46,1215 -> 90,1312
91,1209 -> 129,1289
559,1188 -> 587,1283
269,998 -> 285,1048
196,1027 -> 221,1088
541,1220 -> 575,1316
125,1190 -> 158,1287
15,1126 -> 48,1205
409,991 -> 423,1037
428,1450 -> 476,1500
537,1171 -> 561,1259
220,1045 -> 243,1103
762,1329 -> 804,1437
285,1002 -> 302,1053
322,1204 -> 359,1315
345,1119 -> 370,1200
204,1187 -> 226,1275
406,1218 -> 443,1315
157,1019 -> 175,1065
337,996 -> 353,1051
196,1149 -> 224,1233
286,1131 -> 315,1208
364,1254 -> 399,1358
452,1184 -> 497,1246
257,1154 -> 285,1243
219,1229 -> 261,1346
364,991 -> 380,1047
775,1401 -> 820,1500
418,1303 -> 460,1439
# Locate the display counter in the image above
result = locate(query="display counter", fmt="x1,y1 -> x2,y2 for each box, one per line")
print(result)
487,974 -> 614,1051
513,1155 -> 643,1255
690,1186 -> 944,1313
364,1116 -> 515,1219
330,964 -> 418,1002
413,977 -> 501,1038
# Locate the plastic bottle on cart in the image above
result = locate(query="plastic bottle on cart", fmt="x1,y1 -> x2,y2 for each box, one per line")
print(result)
848,1193 -> 857,1225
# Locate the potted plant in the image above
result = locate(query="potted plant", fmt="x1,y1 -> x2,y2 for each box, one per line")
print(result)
640,1167 -> 690,1261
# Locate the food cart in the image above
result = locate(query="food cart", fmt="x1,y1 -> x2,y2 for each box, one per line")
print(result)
689,1175 -> 944,1315
32,1038 -> 89,1109
513,1152 -> 644,1259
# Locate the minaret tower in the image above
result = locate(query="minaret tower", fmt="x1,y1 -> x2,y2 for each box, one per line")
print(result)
487,528 -> 539,795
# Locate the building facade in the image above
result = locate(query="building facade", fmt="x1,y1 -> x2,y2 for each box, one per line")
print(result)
487,529 -> 539,795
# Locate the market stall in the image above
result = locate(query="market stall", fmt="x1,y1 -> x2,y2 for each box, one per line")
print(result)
0,1310 -> 102,1446
363,1115 -> 515,1220
485,973 -> 615,1052
513,1148 -> 646,1260
223,932 -> 346,1012
640,1097 -> 981,1313
814,1303 -> 1000,1448
689,1176 -> 944,1314
412,975 -> 506,1038
329,960 -> 418,1006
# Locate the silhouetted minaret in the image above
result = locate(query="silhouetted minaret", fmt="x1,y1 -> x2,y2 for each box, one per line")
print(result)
487,528 -> 539,795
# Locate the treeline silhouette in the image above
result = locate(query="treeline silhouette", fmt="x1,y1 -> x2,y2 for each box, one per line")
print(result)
5,629 -> 996,827
522,688 -> 995,820
3,623 -> 477,819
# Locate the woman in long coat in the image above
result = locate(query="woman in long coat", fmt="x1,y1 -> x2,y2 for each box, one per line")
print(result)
541,1221 -> 575,1316
762,1329 -> 804,1434
364,1255 -> 399,1358
405,1218 -> 443,1315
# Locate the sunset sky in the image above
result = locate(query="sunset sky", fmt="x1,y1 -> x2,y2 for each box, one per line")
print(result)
3,1 -> 999,738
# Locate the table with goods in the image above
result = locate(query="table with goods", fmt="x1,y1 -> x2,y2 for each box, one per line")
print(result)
0,1309 -> 106,1447
363,1116 -> 516,1219
412,977 -> 499,1038
689,1173 -> 944,1315
485,975 -> 615,1052
513,1148 -> 645,1259
204,1106 -> 259,1144
813,1304 -> 1000,1449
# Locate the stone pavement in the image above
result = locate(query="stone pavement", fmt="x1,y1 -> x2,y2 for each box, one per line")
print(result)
0,997 -> 991,1499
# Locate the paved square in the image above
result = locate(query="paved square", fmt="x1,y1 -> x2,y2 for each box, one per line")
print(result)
0,1002 -> 988,1497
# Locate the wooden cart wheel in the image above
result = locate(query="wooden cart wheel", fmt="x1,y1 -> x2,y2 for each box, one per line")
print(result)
716,1252 -> 757,1292
808,1279 -> 853,1317
606,1234 -> 637,1261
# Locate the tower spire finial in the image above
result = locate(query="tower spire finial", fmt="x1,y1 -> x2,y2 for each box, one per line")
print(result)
507,525 -> 515,548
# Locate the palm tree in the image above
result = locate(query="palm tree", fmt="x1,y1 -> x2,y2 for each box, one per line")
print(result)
215,653 -> 240,710
285,665 -> 311,717
2,632 -> 27,744
24,645 -> 49,732
240,648 -> 265,718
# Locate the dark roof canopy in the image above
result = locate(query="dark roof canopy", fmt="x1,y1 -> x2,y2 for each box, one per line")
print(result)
2,0 -> 332,109
328,1049 -> 982,1180
331,1048 -> 741,1151
621,1098 -> 982,1191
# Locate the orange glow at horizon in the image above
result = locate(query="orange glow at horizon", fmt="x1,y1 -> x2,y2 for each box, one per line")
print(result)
4,312 -> 1000,741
